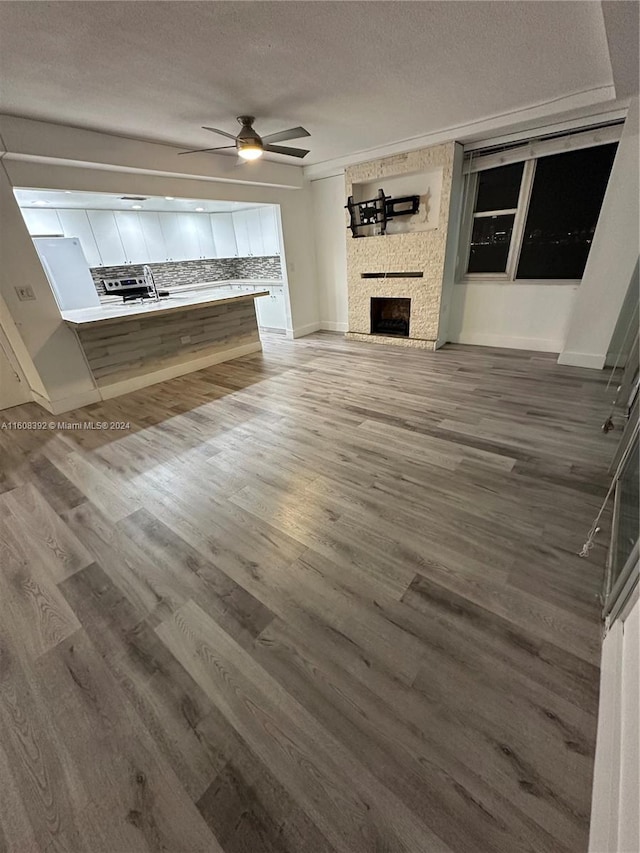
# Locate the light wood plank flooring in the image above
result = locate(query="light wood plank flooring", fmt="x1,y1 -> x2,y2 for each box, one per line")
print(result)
0,334 -> 615,853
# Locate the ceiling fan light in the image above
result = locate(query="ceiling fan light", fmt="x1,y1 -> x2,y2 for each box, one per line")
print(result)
238,146 -> 263,161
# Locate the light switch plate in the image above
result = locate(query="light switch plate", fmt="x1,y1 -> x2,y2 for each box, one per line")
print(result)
15,286 -> 36,301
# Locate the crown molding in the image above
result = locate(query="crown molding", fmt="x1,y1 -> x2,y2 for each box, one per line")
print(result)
304,87 -> 623,181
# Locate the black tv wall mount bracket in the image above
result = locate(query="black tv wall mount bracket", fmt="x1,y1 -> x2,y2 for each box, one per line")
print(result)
345,188 -> 420,237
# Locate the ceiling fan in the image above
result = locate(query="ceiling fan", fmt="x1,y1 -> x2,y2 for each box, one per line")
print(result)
178,116 -> 310,161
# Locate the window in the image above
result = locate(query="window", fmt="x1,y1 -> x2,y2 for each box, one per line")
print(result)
463,142 -> 617,281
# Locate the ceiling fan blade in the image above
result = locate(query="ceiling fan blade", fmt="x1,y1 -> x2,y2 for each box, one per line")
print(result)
261,126 -> 310,144
178,145 -> 236,156
202,126 -> 237,140
263,143 -> 310,158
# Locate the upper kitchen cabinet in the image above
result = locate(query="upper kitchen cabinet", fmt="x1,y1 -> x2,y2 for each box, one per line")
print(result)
159,213 -> 186,261
22,203 -> 282,266
244,209 -> 265,256
114,212 -> 149,264
180,212 -> 216,260
21,208 -> 63,237
232,207 -> 280,257
210,213 -> 237,258
195,213 -> 216,259
232,210 -> 251,257
258,206 -> 280,255
56,210 -> 102,267
160,212 -> 213,261
87,211 -> 127,266
138,212 -> 167,262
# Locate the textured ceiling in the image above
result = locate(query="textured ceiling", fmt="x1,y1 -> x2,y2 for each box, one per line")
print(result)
0,1 -> 619,166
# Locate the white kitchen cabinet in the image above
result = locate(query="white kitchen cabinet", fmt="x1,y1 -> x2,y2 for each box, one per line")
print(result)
255,288 -> 286,330
245,209 -> 265,256
210,213 -> 237,258
114,212 -> 149,264
175,213 -> 202,261
21,208 -> 63,237
233,208 -> 274,257
232,210 -> 251,257
55,210 -> 102,268
194,214 -> 216,259
156,212 -> 215,262
158,213 -> 184,261
258,206 -> 280,255
138,212 -> 167,263
87,211 -> 127,266
179,213 -> 215,260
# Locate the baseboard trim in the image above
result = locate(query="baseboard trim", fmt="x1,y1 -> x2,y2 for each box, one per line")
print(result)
449,331 -> 562,353
320,321 -> 349,333
98,342 -> 263,401
32,387 -> 102,415
557,350 -> 606,370
288,322 -> 322,339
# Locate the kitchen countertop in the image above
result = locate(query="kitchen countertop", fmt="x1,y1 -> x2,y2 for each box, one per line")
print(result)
62,288 -> 269,329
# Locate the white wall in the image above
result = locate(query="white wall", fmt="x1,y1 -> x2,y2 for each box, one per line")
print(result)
589,593 -> 639,853
0,166 -> 100,412
0,322 -> 31,410
449,283 -> 579,352
311,175 -> 348,332
560,97 -> 640,369
0,291 -> 45,399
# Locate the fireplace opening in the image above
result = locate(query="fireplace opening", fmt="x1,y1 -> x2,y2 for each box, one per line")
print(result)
370,297 -> 411,337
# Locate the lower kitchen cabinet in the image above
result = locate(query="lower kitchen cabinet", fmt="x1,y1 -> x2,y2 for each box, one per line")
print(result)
255,288 -> 286,330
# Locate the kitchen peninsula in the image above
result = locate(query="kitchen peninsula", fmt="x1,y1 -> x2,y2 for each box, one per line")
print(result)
62,288 -> 268,400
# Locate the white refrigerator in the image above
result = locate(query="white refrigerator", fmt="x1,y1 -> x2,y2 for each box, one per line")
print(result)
33,236 -> 101,311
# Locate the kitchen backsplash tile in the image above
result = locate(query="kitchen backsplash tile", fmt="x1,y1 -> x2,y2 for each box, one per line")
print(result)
90,256 -> 282,297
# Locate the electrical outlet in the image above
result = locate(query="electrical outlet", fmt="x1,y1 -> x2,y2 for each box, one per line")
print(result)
180,335 -> 191,344
15,286 -> 35,301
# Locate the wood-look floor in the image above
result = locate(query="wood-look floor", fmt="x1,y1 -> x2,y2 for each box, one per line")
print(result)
0,334 -> 615,853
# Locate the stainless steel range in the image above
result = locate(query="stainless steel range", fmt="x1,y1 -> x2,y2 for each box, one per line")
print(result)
102,276 -> 151,302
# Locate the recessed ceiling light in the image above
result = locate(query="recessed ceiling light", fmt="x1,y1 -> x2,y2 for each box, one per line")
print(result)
33,200 -> 48,206
195,207 -> 205,212
64,191 -> 73,194
164,196 -> 175,200
131,204 -> 142,210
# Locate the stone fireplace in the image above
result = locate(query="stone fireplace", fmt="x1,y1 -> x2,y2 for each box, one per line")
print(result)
345,141 -> 461,350
370,297 -> 411,337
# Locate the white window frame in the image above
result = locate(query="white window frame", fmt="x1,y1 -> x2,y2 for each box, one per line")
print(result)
457,124 -> 622,284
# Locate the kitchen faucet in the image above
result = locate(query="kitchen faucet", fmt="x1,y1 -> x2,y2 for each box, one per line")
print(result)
143,265 -> 159,301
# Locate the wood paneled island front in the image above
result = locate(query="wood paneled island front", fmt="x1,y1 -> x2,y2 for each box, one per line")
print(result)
62,289 -> 268,400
